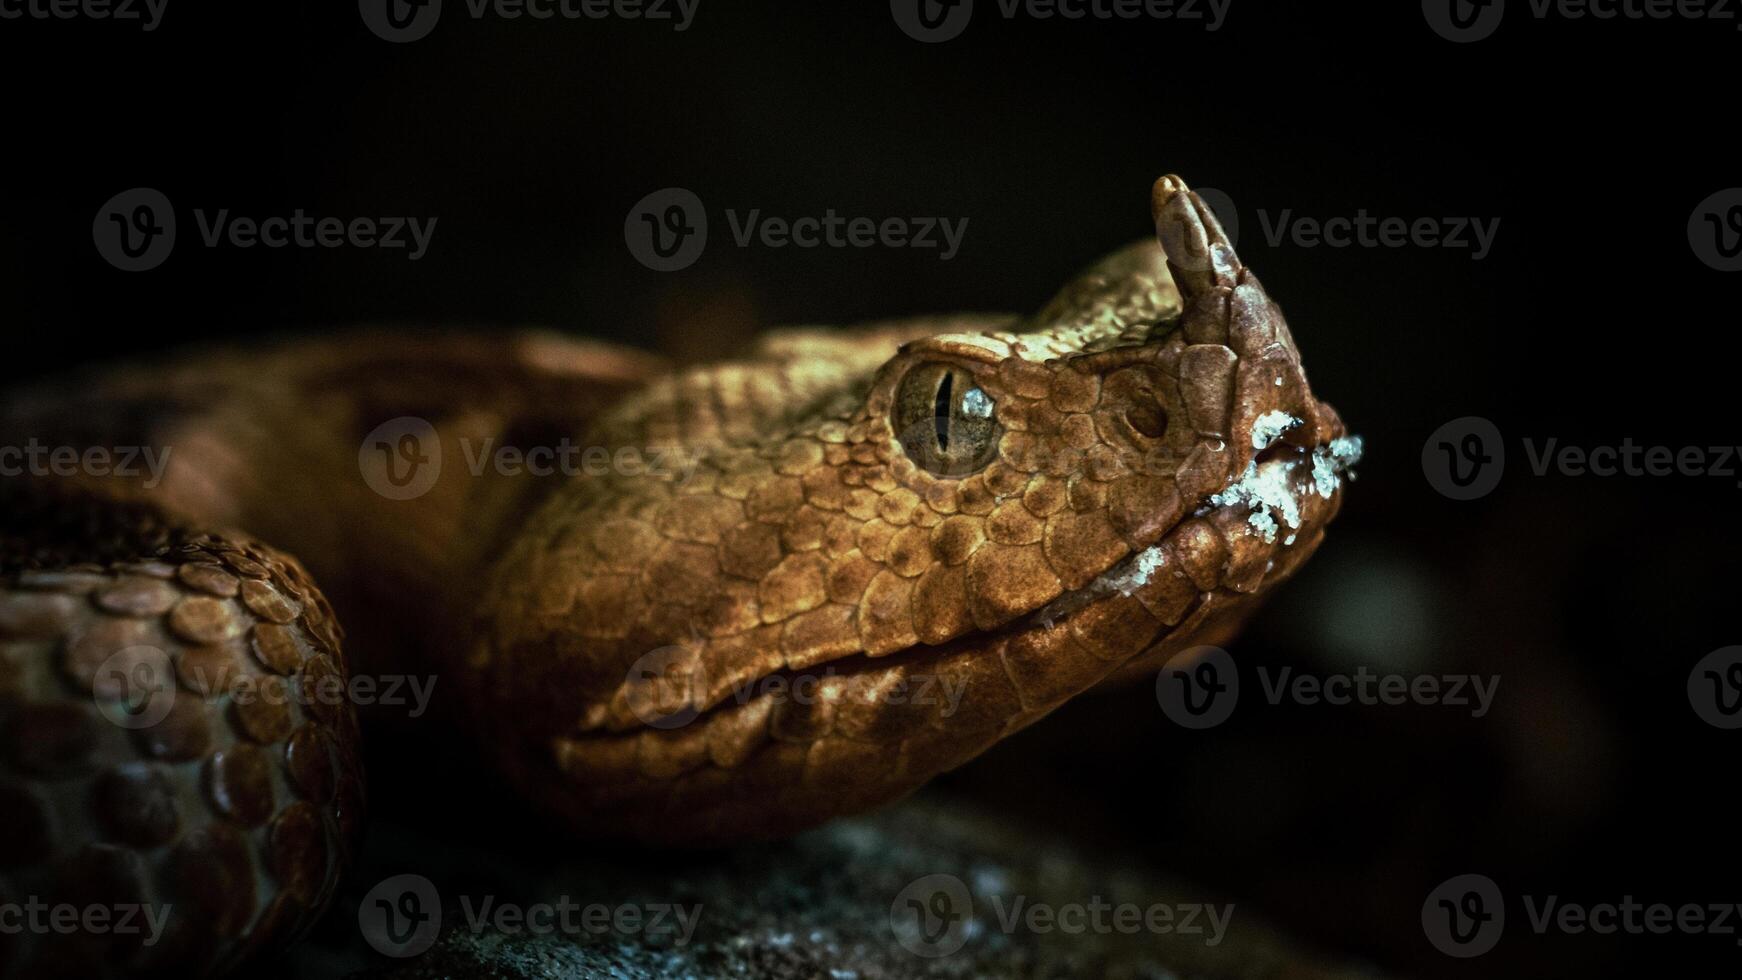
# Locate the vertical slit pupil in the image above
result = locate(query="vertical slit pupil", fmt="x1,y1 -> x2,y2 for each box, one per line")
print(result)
934,371 -> 953,452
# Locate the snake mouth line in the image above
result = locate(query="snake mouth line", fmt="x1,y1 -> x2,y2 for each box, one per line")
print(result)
600,429 -> 1362,738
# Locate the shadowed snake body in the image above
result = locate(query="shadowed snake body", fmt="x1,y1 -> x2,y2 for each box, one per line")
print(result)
0,177 -> 1357,976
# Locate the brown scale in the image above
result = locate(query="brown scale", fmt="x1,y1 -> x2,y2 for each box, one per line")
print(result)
0,521 -> 363,977
0,176 -> 1354,973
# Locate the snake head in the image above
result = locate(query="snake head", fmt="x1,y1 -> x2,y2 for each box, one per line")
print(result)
475,176 -> 1359,843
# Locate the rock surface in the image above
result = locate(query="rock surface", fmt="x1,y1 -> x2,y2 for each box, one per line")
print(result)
315,793 -> 1380,980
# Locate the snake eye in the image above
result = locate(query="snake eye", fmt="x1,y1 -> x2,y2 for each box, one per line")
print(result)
893,362 -> 1002,478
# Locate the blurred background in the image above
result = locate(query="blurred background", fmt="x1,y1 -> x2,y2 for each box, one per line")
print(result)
3,2 -> 1737,976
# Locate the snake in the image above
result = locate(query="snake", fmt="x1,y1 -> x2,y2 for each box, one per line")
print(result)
0,177 -> 1359,977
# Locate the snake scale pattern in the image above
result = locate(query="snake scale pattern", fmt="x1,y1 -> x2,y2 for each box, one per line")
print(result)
0,177 -> 1357,976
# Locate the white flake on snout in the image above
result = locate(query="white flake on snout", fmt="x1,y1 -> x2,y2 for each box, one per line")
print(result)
1209,457 -> 1301,543
1250,410 -> 1300,449
1313,435 -> 1365,499
1208,420 -> 1365,544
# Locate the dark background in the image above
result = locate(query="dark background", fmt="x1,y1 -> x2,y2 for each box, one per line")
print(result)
3,2 -> 1737,976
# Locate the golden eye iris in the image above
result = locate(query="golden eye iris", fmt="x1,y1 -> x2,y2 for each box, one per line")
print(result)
893,363 -> 1001,478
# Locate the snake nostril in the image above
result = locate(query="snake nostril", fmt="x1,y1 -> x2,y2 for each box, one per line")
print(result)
1123,404 -> 1169,440
1254,441 -> 1290,466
